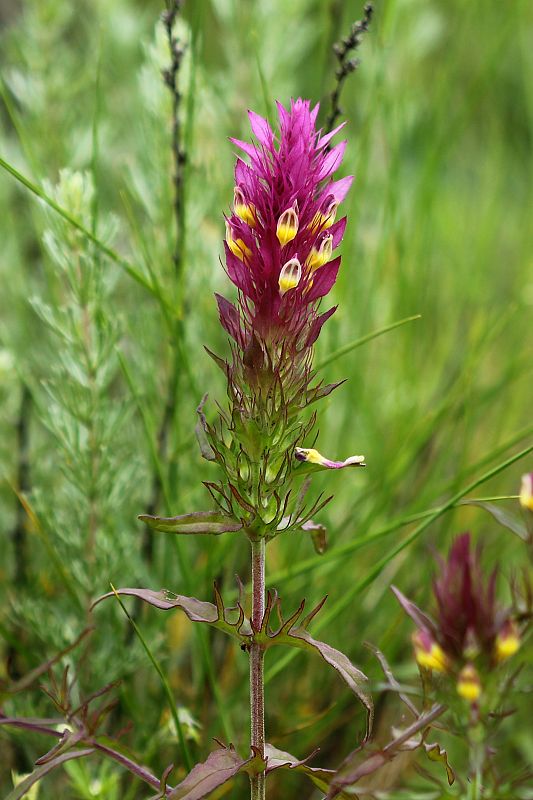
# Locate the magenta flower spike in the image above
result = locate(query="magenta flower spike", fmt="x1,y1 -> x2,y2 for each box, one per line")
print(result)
193,99 -> 366,539
393,533 -> 521,705
218,99 -> 352,364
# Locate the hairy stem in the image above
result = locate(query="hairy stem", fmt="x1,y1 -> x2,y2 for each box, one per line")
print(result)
250,537 -> 266,800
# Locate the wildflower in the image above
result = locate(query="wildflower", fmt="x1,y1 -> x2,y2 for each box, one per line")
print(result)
276,203 -> 299,246
279,257 -> 302,295
519,472 -> 533,511
295,447 -> 365,470
233,186 -> 256,227
225,221 -> 251,261
203,99 -> 365,536
457,664 -> 481,703
393,534 -> 521,704
219,99 -> 353,360
494,621 -> 520,662
412,629 -> 449,673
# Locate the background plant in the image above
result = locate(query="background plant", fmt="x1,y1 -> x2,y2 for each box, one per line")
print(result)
1,0 -> 532,797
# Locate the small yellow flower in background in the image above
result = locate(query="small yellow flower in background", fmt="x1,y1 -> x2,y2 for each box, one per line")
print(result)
457,664 -> 481,703
412,629 -> 449,673
519,472 -> 533,511
494,621 -> 520,662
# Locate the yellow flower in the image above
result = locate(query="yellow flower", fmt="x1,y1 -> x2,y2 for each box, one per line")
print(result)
457,664 -> 481,702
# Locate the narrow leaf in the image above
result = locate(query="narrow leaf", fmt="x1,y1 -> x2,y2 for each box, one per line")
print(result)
139,511 -> 242,535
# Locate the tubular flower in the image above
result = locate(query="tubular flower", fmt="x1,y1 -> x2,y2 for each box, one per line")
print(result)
393,533 -> 521,705
519,472 -> 533,511
218,98 -> 352,360
457,664 -> 481,703
412,629 -> 449,673
295,447 -> 365,470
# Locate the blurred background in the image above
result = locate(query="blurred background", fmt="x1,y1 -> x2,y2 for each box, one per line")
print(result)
1,0 -> 532,797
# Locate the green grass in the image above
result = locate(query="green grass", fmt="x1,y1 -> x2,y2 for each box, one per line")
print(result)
1,0 -> 532,797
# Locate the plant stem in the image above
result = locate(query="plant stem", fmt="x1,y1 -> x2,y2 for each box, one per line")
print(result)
250,537 -> 266,800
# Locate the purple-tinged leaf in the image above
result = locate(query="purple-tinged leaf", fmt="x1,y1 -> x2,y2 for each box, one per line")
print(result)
327,704 -> 447,798
365,642 -> 419,717
5,748 -> 95,800
391,586 -> 437,635
459,499 -> 528,540
93,586 -> 251,642
35,729 -> 85,765
138,511 -> 242,535
292,629 -> 373,735
93,738 -> 172,794
263,745 -> 347,795
168,744 -> 265,800
195,394 -> 216,462
255,598 -> 372,733
0,714 -> 64,738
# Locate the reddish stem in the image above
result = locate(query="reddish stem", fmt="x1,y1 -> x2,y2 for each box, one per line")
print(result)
249,537 -> 266,800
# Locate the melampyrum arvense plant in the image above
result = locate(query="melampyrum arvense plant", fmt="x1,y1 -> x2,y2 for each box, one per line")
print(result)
1,4 -> 531,798
102,98 -> 373,799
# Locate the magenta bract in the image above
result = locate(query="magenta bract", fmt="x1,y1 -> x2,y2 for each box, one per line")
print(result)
219,98 -> 352,354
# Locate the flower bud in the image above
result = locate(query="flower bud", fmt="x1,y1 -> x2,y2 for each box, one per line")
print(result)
233,186 -> 256,227
457,664 -> 481,703
276,203 -> 299,246
519,472 -> 533,511
226,221 -> 251,261
278,257 -> 302,295
412,629 -> 449,673
494,621 -> 520,662
307,234 -> 333,272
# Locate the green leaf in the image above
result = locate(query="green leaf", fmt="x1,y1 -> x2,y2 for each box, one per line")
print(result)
423,740 -> 455,786
138,511 -> 242,535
